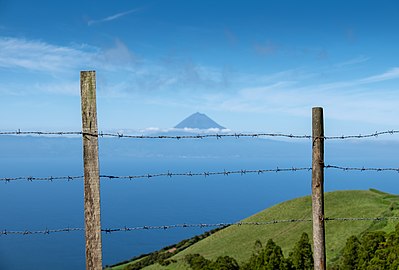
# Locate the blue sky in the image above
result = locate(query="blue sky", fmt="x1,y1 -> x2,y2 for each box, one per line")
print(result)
1,0 -> 399,134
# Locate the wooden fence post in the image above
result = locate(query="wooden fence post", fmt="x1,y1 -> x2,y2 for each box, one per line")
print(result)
312,107 -> 326,270
80,71 -> 103,270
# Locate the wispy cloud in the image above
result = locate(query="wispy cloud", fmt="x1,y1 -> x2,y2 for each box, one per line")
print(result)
211,68 -> 399,126
359,67 -> 399,84
333,55 -> 370,68
88,8 -> 140,26
97,38 -> 136,67
0,36 -> 229,96
142,66 -> 399,131
0,37 -> 96,73
0,36 -> 141,96
0,37 -> 138,74
2,35 -> 399,131
308,67 -> 399,92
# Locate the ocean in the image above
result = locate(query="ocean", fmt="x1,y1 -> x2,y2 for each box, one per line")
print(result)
1,137 -> 399,269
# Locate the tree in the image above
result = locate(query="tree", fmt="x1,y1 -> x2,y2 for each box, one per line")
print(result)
185,254 -> 239,270
359,231 -> 386,269
184,254 -> 212,270
289,232 -> 313,270
339,235 -> 362,270
366,225 -> 399,269
213,256 -> 240,270
243,239 -> 287,270
253,239 -> 263,256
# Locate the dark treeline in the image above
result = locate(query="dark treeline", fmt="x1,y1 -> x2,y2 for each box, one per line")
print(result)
185,232 -> 313,270
331,223 -> 399,269
107,226 -> 227,270
185,224 -> 399,270
114,223 -> 399,269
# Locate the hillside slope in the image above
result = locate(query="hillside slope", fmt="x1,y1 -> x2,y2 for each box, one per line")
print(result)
113,189 -> 399,269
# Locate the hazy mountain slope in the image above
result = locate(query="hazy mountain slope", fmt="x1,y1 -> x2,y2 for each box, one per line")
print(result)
174,112 -> 225,129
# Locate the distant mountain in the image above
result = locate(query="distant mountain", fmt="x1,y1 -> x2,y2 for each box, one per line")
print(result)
174,112 -> 225,129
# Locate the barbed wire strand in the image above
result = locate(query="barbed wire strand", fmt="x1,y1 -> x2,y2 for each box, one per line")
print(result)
0,176 -> 84,182
324,165 -> 399,172
3,165 -> 399,182
100,167 -> 312,181
0,167 -> 311,182
2,217 -> 399,235
1,130 -> 399,140
0,131 -> 82,136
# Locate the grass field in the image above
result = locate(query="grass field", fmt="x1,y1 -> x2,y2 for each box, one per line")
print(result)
111,189 -> 399,270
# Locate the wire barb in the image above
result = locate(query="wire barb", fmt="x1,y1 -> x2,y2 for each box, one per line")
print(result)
1,167 -> 312,182
2,129 -> 399,140
2,217 -> 398,236
5,165 -> 399,182
324,165 -> 399,173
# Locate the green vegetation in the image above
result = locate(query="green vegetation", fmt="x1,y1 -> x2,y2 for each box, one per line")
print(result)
184,254 -> 239,270
183,233 -> 313,270
331,224 -> 399,269
106,227 -> 227,270
242,238 -> 291,270
288,232 -> 313,270
110,189 -> 399,270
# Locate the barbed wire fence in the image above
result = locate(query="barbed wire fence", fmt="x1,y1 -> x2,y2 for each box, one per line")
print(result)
3,165 -> 399,182
2,130 -> 399,267
2,129 -> 399,140
3,216 -> 399,236
2,72 -> 399,270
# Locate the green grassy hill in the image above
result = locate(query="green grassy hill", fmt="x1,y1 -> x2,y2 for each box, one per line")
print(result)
111,189 -> 399,270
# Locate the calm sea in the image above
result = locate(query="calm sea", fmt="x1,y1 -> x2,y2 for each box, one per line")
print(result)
1,139 -> 399,269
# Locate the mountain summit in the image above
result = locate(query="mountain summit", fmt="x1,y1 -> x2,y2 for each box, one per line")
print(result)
174,112 -> 225,129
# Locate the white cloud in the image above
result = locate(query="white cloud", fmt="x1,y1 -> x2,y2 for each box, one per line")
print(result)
0,37 -> 141,96
33,81 -> 80,95
0,37 -> 97,73
168,67 -> 399,129
0,36 -> 231,97
333,55 -> 370,68
295,67 -> 399,92
88,9 -> 140,26
0,37 -> 141,75
95,39 -> 137,72
129,63 -> 399,130
2,36 -> 399,130
359,67 -> 399,83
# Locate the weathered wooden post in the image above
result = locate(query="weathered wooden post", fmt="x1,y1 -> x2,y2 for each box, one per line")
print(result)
80,71 -> 103,270
312,107 -> 326,270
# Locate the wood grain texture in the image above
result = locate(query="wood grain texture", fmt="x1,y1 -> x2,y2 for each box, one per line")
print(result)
80,71 -> 103,270
312,107 -> 326,270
